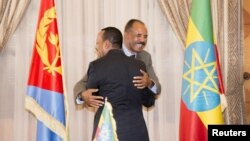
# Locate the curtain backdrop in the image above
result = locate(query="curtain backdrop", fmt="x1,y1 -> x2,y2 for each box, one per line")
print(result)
0,0 -> 183,141
216,0 -> 245,124
0,0 -> 30,52
157,0 -> 191,47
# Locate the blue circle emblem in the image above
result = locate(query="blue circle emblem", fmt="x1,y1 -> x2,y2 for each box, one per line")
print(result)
181,41 -> 220,112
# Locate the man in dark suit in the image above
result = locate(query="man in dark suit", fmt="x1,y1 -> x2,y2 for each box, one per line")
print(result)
86,27 -> 151,141
73,19 -> 161,109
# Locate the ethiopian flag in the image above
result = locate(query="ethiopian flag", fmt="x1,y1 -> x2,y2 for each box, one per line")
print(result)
25,0 -> 69,141
179,0 -> 224,141
93,98 -> 118,141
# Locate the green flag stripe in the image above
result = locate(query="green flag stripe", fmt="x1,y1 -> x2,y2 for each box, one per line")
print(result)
191,0 -> 213,43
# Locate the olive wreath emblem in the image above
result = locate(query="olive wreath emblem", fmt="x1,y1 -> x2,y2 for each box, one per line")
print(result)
36,7 -> 62,76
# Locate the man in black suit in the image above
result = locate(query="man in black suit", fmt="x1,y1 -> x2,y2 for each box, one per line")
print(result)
73,19 -> 160,109
86,27 -> 151,141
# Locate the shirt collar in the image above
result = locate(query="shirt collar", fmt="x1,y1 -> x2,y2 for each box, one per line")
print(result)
122,44 -> 137,57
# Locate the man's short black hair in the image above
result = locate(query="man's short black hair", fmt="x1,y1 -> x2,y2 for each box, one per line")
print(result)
101,27 -> 123,49
124,19 -> 145,32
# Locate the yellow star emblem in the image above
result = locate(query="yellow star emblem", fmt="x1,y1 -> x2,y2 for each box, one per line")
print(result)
182,47 -> 219,106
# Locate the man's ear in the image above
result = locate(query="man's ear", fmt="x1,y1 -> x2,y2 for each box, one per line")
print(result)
124,32 -> 128,39
104,40 -> 112,49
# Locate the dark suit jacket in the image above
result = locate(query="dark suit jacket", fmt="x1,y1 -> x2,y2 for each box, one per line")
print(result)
86,49 -> 150,141
73,50 -> 158,110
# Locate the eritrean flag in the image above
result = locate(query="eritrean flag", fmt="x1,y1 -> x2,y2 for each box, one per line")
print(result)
93,98 -> 118,141
179,0 -> 224,141
25,0 -> 69,141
